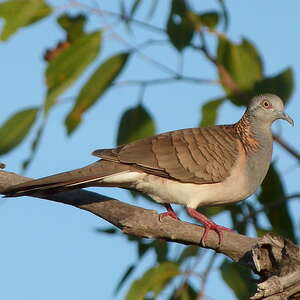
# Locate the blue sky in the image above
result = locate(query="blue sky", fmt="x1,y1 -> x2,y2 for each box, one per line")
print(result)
0,1 -> 300,299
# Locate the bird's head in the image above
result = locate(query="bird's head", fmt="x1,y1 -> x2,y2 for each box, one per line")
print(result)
247,94 -> 294,126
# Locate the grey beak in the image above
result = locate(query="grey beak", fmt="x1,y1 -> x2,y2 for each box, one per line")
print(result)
280,112 -> 294,126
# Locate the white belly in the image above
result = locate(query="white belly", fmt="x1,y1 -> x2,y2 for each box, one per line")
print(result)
98,157 -> 255,209
134,172 -> 252,209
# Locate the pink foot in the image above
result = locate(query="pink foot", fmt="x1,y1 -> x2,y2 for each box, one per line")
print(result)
159,204 -> 180,221
186,207 -> 232,245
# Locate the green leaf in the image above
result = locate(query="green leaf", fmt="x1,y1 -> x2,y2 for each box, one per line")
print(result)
200,205 -> 225,218
0,108 -> 38,155
189,11 -> 219,30
0,0 -> 52,41
171,284 -> 197,300
138,241 -> 152,258
166,0 -> 194,51
153,240 -> 168,262
220,259 -> 255,300
126,262 -> 180,300
65,52 -> 130,135
253,68 -> 294,104
114,264 -> 135,295
217,37 -> 263,93
258,164 -> 295,242
199,11 -> 219,29
57,13 -> 86,42
44,31 -> 101,113
229,204 -> 247,234
199,97 -> 224,127
229,67 -> 294,107
22,122 -> 45,171
176,245 -> 199,264
117,104 -> 155,145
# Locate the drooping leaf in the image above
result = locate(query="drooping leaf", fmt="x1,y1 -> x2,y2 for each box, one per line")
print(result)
65,52 -> 130,135
114,264 -> 135,295
166,0 -> 194,51
229,204 -> 247,235
258,163 -> 295,242
253,68 -> 294,104
117,104 -> 155,145
217,37 -> 263,94
125,262 -> 180,300
22,121 -> 45,171
200,205 -> 225,218
0,0 -> 52,41
199,97 -> 224,127
189,11 -> 219,30
57,13 -> 86,42
153,240 -> 168,262
44,31 -> 101,113
221,259 -> 255,300
138,241 -> 153,258
199,11 -> 219,29
0,108 -> 38,155
226,68 -> 294,107
171,283 -> 197,300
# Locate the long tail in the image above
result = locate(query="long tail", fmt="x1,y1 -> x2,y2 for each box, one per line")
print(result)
3,160 -> 132,197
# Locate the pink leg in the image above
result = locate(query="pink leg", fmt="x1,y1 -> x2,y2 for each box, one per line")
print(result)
186,207 -> 232,245
159,204 -> 180,221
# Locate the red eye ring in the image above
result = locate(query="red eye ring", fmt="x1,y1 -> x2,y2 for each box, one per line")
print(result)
262,100 -> 272,109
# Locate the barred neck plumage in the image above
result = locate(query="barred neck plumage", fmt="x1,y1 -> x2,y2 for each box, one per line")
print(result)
234,110 -> 260,154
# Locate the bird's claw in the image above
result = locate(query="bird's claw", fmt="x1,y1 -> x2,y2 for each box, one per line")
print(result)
159,210 -> 180,222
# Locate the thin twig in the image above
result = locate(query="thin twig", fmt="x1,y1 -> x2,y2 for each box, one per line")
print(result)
238,193 -> 300,226
70,1 -> 177,76
0,170 -> 259,262
70,0 -> 165,33
113,76 -> 219,87
197,252 -> 218,300
198,31 -> 217,64
173,249 -> 204,298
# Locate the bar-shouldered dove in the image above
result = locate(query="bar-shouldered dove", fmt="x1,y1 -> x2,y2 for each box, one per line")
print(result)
3,94 -> 294,244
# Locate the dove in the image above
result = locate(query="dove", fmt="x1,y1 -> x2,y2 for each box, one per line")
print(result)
3,94 -> 294,244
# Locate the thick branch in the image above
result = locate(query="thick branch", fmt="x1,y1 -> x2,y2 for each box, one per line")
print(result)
1,168 -> 300,299
0,169 -> 257,262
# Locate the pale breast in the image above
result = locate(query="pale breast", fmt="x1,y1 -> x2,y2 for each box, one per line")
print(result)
134,144 -> 252,208
98,141 -> 258,209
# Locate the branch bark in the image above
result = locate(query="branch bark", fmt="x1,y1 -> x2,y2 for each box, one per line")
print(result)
0,169 -> 256,262
0,168 -> 299,299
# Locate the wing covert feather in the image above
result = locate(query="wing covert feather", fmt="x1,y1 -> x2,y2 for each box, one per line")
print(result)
93,126 -> 239,184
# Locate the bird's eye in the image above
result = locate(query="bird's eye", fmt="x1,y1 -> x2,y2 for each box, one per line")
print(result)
262,100 -> 272,109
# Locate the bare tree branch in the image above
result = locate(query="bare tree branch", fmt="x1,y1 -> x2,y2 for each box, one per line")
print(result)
0,169 -> 257,262
1,169 -> 300,299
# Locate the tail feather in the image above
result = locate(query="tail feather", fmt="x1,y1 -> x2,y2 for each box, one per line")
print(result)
3,160 -> 133,197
